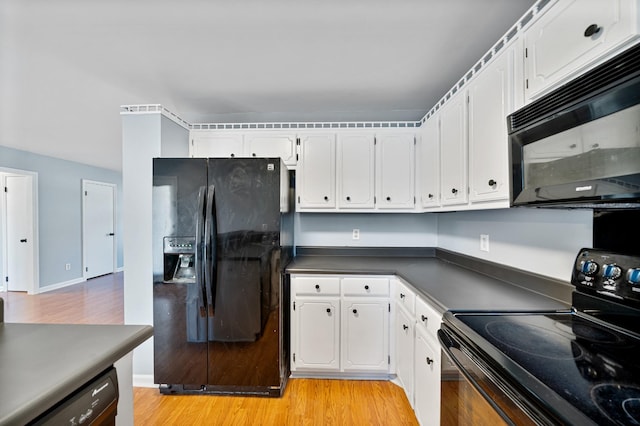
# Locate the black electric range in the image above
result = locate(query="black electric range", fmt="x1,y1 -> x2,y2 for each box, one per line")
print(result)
439,248 -> 640,425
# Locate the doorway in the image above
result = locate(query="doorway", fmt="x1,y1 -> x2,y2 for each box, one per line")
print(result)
0,168 -> 39,293
82,180 -> 116,279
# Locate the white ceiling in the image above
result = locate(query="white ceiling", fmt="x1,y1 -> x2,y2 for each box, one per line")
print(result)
0,0 -> 535,171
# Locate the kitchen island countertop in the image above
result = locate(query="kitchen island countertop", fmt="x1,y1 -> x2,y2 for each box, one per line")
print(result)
0,321 -> 153,425
287,249 -> 571,313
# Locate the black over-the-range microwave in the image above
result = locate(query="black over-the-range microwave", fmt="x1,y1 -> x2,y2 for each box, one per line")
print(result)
508,42 -> 640,209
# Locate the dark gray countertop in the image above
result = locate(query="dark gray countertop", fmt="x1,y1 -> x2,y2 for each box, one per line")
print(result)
0,322 -> 153,426
287,249 -> 571,313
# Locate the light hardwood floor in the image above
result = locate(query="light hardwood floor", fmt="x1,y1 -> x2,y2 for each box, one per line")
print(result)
1,273 -> 419,425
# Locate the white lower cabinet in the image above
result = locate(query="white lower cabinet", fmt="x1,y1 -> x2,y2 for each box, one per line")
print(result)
395,305 -> 415,405
341,298 -> 390,373
414,326 -> 441,426
291,274 -> 444,425
290,275 -> 390,376
413,296 -> 443,425
394,278 -> 417,406
292,297 -> 341,372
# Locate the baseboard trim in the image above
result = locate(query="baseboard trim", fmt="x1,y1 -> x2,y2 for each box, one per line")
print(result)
133,374 -> 157,388
35,277 -> 86,294
116,266 -> 124,273
290,372 -> 393,380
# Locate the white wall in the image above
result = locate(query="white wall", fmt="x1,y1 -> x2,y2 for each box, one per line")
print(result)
295,213 -> 438,247
122,112 -> 190,380
122,113 -> 161,378
437,208 -> 593,281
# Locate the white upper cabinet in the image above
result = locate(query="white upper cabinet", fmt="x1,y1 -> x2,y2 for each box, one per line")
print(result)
376,133 -> 416,209
468,41 -> 517,203
337,134 -> 375,209
190,132 -> 244,158
418,116 -> 440,209
296,130 -> 416,212
524,0 -> 640,100
190,131 -> 297,166
297,134 -> 336,209
439,92 -> 468,206
243,134 -> 297,166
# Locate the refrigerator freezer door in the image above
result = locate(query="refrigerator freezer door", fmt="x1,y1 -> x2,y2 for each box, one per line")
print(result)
153,158 -> 208,386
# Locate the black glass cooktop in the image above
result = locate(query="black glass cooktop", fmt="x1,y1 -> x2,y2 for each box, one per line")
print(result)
456,312 -> 640,426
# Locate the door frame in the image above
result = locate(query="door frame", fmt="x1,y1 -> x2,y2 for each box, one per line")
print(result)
81,179 -> 117,280
0,167 -> 39,294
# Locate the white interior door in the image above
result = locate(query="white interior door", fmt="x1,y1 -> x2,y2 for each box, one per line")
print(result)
83,180 -> 115,279
6,175 -> 35,292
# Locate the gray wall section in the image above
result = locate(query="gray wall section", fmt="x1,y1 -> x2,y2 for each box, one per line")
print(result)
437,208 -> 593,282
295,212 -> 438,247
161,118 -> 190,157
0,145 -> 123,288
294,208 -> 592,282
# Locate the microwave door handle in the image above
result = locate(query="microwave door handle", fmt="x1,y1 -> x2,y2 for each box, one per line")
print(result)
204,184 -> 217,340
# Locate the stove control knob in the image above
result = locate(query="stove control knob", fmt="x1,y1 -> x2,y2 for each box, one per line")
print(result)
603,264 -> 622,280
627,268 -> 640,285
580,260 -> 599,276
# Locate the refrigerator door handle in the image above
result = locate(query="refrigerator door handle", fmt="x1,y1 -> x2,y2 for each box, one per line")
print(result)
195,186 -> 207,317
204,184 -> 217,326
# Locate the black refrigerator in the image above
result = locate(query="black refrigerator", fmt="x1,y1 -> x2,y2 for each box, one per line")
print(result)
152,157 -> 294,396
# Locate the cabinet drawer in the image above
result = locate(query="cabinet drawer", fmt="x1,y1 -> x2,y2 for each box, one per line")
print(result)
341,277 -> 389,297
394,281 -> 415,315
292,276 -> 340,296
415,296 -> 442,342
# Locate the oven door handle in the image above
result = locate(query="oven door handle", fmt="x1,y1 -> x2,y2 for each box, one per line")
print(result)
437,328 -> 518,426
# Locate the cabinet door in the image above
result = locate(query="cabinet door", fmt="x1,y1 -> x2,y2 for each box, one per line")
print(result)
243,134 -> 297,166
418,116 -> 440,208
337,133 -> 375,209
440,92 -> 468,206
341,299 -> 389,373
468,43 -> 514,203
190,133 -> 244,158
524,0 -> 639,100
291,297 -> 340,371
415,296 -> 442,341
297,134 -> 336,209
394,280 -> 416,315
376,133 -> 416,209
414,328 -> 441,426
395,306 -> 415,405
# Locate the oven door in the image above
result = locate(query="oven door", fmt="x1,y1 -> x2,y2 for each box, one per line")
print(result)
438,326 -> 542,426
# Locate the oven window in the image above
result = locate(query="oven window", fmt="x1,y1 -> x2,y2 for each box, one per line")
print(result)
440,348 -> 537,426
523,104 -> 640,192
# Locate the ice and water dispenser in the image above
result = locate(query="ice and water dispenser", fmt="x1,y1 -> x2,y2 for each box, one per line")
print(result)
163,237 -> 196,283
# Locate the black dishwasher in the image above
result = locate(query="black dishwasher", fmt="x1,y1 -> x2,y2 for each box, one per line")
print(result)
29,367 -> 119,426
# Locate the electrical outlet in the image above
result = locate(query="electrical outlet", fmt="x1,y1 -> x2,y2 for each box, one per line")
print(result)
480,234 -> 490,252
65,263 -> 71,271
352,229 -> 360,240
